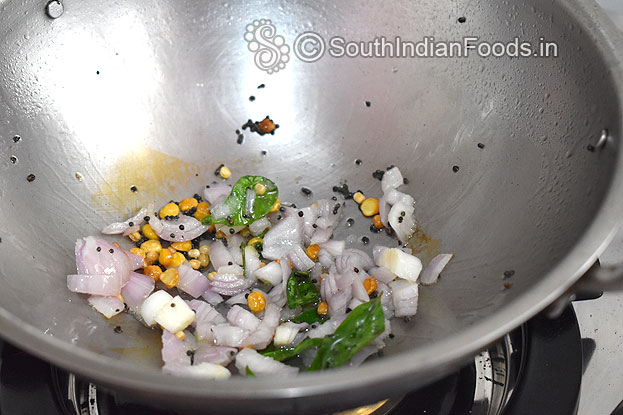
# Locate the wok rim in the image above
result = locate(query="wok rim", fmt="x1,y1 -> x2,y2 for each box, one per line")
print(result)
0,0 -> 622,410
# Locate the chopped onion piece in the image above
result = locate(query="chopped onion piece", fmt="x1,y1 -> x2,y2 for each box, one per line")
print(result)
381,166 -> 404,193
390,279 -> 419,317
287,245 -> 315,271
319,240 -> 345,257
310,227 -> 333,245
266,284 -> 287,308
225,292 -> 250,306
318,249 -> 334,268
243,303 -> 280,349
349,270 -> 370,302
235,348 -> 298,377
124,251 -> 145,271
209,241 -> 235,271
210,268 -> 253,296
101,207 -> 149,235
388,200 -> 416,243
262,216 -> 304,260
161,330 -> 191,368
384,189 -> 413,206
216,264 -> 244,275
376,248 -> 422,282
141,290 -> 174,326
203,183 -> 232,205
189,299 -> 225,341
164,362 -> 231,379
377,282 -> 395,319
372,246 -> 387,264
227,305 -> 261,331
299,205 -> 320,238
121,224 -> 140,237
335,249 -> 375,274
420,254 -> 454,285
67,274 -> 123,297
88,296 -> 124,319
249,217 -> 271,236
121,272 -> 155,313
202,289 -> 224,306
314,199 -> 344,229
149,215 -> 208,242
193,344 -> 238,366
254,261 -> 282,285
378,196 -> 390,227
212,324 -> 250,347
154,296 -> 195,333
244,245 -> 261,278
189,300 -> 226,325
368,266 -> 396,284
321,271 -> 352,316
274,322 -> 308,346
228,234 -> 245,266
177,264 -> 211,298
74,236 -> 131,287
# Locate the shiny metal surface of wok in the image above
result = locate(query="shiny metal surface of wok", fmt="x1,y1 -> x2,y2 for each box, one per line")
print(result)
0,0 -> 622,413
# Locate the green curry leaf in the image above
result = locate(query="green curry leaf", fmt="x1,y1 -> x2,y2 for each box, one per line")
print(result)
307,297 -> 385,370
260,337 -> 324,361
291,309 -> 326,324
202,176 -> 278,226
286,270 -> 319,309
261,298 -> 385,371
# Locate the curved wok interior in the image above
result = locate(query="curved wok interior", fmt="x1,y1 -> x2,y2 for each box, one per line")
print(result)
0,0 -> 620,390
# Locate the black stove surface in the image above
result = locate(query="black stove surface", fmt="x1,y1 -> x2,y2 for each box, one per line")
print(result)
0,306 -> 582,415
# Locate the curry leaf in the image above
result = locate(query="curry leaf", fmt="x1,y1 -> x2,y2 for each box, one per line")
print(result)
262,298 -> 385,371
307,297 -> 385,370
260,337 -> 325,361
202,176 -> 278,226
292,309 -> 326,324
286,270 -> 319,309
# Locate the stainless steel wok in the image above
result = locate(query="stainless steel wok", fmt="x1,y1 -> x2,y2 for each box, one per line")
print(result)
0,0 -> 622,413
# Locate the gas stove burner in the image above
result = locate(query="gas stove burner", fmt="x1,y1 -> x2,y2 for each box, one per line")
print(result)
332,329 -> 524,415
0,306 -> 581,415
327,332 -> 520,415
55,329 -> 520,415
472,330 -> 522,415
53,372 -> 99,415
